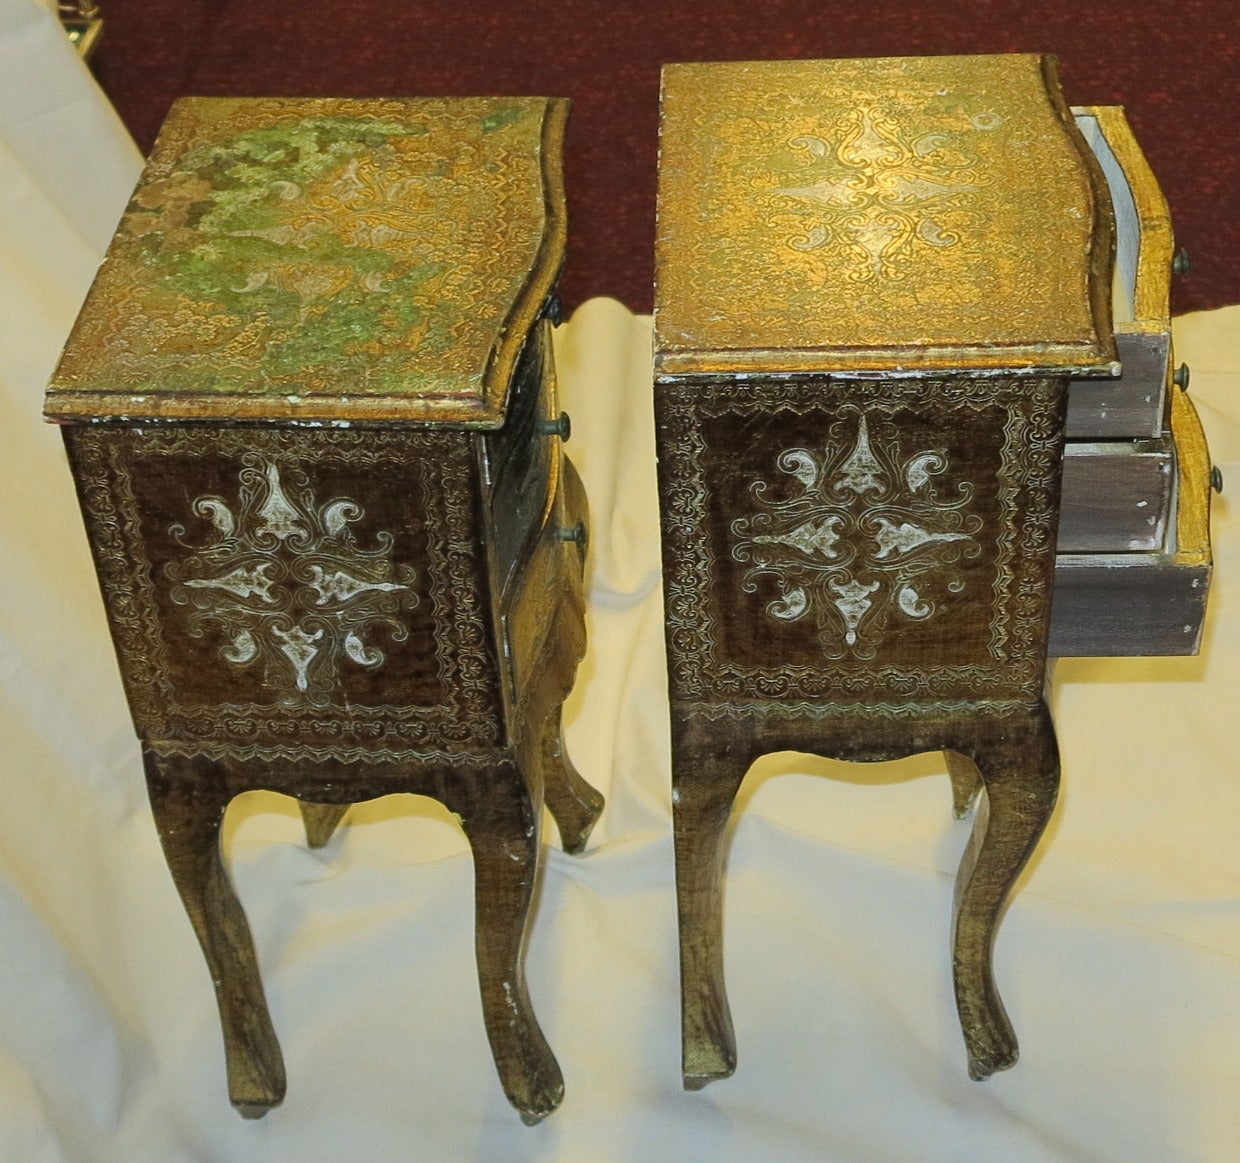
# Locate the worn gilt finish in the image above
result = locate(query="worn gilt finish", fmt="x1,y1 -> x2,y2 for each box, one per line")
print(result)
655,55 -> 1117,377
46,96 -> 568,425
49,97 -> 601,1124
655,55 -> 1114,1088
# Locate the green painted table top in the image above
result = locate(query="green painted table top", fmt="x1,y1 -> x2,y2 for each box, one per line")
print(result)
46,96 -> 568,426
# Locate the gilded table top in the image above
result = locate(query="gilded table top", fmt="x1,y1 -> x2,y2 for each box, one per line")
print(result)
47,96 -> 568,425
654,55 -> 1116,378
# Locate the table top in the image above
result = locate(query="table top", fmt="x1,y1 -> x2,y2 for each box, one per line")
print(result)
654,55 -> 1118,379
46,96 -> 568,426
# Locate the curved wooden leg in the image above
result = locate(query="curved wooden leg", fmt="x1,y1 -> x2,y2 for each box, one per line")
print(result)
951,707 -> 1059,1080
449,769 -> 563,1124
299,801 -> 349,850
540,708 -> 604,855
142,748 -> 285,1117
945,749 -> 983,820
672,718 -> 752,1090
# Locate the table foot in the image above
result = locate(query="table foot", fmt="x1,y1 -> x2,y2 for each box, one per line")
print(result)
541,710 -> 605,855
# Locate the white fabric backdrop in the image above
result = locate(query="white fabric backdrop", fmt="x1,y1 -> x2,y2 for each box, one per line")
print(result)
2,4 -> 1239,1158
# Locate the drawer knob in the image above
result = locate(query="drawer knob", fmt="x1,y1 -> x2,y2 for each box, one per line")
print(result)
1172,248 -> 1191,276
1212,466 -> 1224,494
556,519 -> 588,551
539,411 -> 572,441
1174,363 -> 1191,391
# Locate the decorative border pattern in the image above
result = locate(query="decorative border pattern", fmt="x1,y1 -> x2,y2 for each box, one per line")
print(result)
676,697 -> 1038,722
655,375 -> 1063,707
70,425 -> 501,761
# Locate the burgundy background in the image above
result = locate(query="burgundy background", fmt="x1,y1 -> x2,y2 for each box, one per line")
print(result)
90,1 -> 1238,316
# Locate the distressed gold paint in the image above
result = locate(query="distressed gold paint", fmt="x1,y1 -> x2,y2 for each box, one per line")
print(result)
655,55 -> 1115,376
47,97 -> 567,425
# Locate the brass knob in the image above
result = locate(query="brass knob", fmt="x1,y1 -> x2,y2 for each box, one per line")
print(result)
1172,248 -> 1190,276
1212,466 -> 1224,494
556,519 -> 588,551
1174,363 -> 1191,391
539,412 -> 571,440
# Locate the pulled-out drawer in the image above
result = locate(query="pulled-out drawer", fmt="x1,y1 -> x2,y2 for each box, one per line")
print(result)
1050,385 -> 1213,656
1058,437 -> 1172,552
1068,106 -> 1176,439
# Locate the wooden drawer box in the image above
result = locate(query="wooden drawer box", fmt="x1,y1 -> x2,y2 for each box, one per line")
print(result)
1051,383 -> 1213,656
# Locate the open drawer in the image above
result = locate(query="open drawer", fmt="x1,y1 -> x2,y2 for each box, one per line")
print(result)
1050,382 -> 1213,656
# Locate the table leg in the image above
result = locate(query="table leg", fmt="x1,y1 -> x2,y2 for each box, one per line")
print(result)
448,767 -> 564,1124
299,802 -> 349,849
672,718 -> 752,1090
951,705 -> 1060,1079
945,749 -> 984,820
540,708 -> 604,855
143,748 -> 286,1117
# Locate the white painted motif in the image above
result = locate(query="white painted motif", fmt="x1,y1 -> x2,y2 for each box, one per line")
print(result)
167,455 -> 417,702
732,411 -> 983,657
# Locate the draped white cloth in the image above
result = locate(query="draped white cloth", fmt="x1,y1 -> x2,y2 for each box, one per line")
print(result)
2,3 -> 1239,1157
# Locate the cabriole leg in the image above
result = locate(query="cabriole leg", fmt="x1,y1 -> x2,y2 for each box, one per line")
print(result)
540,707 -> 604,855
142,748 -> 285,1117
951,707 -> 1060,1079
299,801 -> 349,850
448,769 -> 563,1124
672,718 -> 752,1090
945,749 -> 984,820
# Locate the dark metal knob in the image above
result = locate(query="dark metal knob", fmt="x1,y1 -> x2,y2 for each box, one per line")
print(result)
556,519 -> 588,552
545,294 -> 564,325
1212,466 -> 1224,494
1172,248 -> 1190,277
539,411 -> 571,441
1174,363 -> 1191,391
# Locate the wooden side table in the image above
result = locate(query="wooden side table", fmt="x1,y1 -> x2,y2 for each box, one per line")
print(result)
45,96 -> 603,1123
654,55 -> 1118,1086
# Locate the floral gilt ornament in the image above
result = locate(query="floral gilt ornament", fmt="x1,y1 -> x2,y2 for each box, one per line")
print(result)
731,412 -> 983,657
770,105 -> 994,281
166,455 -> 417,702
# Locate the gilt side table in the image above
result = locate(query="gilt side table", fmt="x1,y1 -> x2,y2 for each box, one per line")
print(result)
45,96 -> 603,1124
654,55 -> 1118,1086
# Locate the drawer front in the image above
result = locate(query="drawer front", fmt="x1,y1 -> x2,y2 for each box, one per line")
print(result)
655,375 -> 1065,709
502,456 -> 587,706
1068,107 -> 1174,438
485,319 -> 560,599
66,425 -> 503,760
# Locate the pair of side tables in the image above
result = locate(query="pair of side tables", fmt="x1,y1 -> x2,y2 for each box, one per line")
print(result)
43,55 -> 1212,1122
